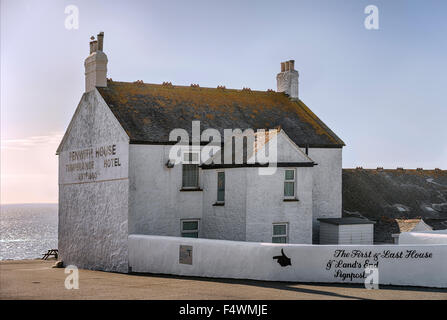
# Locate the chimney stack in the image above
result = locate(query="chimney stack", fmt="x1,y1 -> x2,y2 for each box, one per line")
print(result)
84,32 -> 108,92
276,59 -> 299,99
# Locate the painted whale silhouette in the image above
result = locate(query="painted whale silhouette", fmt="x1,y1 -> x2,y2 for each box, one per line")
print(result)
273,249 -> 291,267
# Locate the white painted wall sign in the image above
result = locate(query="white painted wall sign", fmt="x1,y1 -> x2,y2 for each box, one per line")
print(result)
59,142 -> 128,185
129,235 -> 447,288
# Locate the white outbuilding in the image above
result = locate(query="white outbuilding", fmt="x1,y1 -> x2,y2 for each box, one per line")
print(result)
318,217 -> 375,244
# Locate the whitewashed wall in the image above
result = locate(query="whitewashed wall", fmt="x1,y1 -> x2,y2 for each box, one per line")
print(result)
319,222 -> 339,244
129,132 -> 315,244
338,224 -> 374,244
128,144 -> 204,237
320,223 -> 373,245
399,231 -> 447,244
58,90 -> 129,273
201,168 -> 247,241
129,235 -> 447,288
245,167 -> 313,244
306,148 -> 342,243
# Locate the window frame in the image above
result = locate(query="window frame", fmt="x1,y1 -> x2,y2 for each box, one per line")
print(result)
216,170 -> 225,204
272,222 -> 289,243
182,150 -> 200,189
181,219 -> 200,238
284,169 -> 296,199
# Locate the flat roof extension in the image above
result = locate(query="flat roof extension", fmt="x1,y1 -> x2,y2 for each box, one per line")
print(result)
318,217 -> 376,225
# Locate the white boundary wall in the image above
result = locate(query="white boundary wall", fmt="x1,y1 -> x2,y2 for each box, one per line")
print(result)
128,235 -> 447,288
399,231 -> 447,245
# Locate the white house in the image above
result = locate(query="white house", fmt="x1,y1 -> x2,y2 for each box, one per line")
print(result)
57,32 -> 345,273
391,219 -> 433,244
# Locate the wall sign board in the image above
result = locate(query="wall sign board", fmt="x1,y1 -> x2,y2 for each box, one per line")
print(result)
179,245 -> 193,265
59,142 -> 128,185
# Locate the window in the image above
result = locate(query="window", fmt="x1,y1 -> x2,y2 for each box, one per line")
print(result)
181,220 -> 199,238
272,223 -> 288,243
217,171 -> 225,203
284,169 -> 295,199
182,152 -> 199,188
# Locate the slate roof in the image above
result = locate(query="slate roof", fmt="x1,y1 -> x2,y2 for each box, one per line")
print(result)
342,168 -> 447,243
343,168 -> 447,219
424,218 -> 447,230
97,81 -> 345,147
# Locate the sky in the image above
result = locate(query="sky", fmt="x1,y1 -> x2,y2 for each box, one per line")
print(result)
1,0 -> 446,204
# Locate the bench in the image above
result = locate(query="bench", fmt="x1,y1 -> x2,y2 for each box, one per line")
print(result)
42,249 -> 58,260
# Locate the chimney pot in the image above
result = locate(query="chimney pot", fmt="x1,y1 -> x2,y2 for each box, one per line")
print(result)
280,62 -> 285,72
289,60 -> 295,70
97,32 -> 104,51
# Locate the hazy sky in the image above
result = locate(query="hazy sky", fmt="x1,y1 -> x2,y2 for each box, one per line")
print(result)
1,0 -> 446,204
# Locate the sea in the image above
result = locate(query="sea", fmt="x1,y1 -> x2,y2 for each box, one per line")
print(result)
0,203 -> 58,260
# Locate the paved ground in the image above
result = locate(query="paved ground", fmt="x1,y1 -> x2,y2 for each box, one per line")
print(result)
1,259 -> 446,300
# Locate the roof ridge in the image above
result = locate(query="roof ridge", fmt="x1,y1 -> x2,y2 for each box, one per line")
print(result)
106,79 -> 285,94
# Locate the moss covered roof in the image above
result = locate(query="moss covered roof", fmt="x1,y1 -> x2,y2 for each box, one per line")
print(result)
342,168 -> 447,243
97,81 -> 345,147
